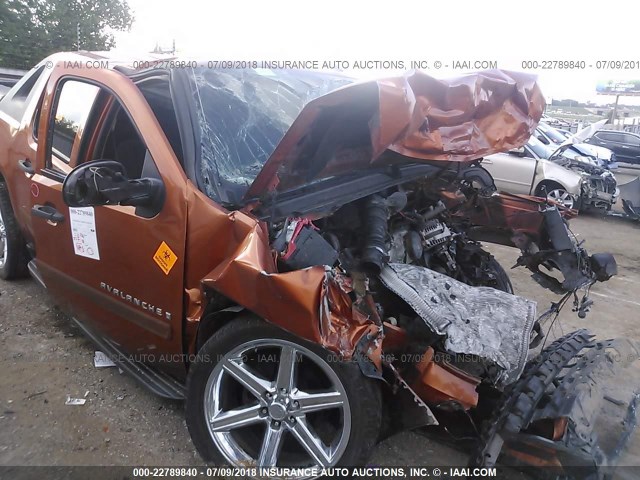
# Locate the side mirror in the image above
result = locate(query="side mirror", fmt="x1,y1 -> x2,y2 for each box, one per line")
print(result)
62,160 -> 165,218
508,146 -> 526,156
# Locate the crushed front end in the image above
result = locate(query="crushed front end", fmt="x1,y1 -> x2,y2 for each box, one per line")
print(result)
552,151 -> 620,211
189,68 -> 634,476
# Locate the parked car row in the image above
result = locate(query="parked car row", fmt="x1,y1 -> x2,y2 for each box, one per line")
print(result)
483,135 -> 619,211
535,121 -> 618,170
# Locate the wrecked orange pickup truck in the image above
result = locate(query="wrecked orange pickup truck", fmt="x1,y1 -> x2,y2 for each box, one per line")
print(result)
0,53 -> 636,476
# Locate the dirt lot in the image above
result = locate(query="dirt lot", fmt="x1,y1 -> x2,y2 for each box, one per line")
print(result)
1,208 -> 640,474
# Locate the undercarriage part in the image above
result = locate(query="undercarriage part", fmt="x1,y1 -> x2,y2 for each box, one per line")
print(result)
386,362 -> 439,426
422,200 -> 447,222
410,347 -> 480,410
470,329 -> 640,477
622,199 -> 640,220
361,194 -> 389,274
580,173 -> 618,210
590,253 -> 617,282
543,207 -> 575,252
379,263 -> 536,386
513,206 -> 616,295
618,176 -> 640,219
273,219 -> 339,271
456,164 -> 497,196
422,220 -> 452,249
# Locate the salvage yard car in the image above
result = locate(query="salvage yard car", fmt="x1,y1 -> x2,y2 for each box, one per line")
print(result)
0,53 -> 636,477
535,121 -> 618,169
483,135 -> 619,211
586,129 -> 640,165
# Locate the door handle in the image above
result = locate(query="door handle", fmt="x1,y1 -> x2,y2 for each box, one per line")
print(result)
31,204 -> 65,223
18,159 -> 35,174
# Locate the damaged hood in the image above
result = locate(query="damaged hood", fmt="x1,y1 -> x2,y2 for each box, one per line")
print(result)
246,69 -> 544,198
185,67 -> 543,204
563,119 -> 608,146
550,145 -> 608,174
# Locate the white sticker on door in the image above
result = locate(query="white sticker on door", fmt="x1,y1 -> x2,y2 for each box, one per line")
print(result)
69,207 -> 100,260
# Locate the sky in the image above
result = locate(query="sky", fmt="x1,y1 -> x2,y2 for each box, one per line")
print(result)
112,0 -> 640,105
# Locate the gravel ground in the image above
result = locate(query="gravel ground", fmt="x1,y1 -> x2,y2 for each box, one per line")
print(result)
1,211 -> 640,477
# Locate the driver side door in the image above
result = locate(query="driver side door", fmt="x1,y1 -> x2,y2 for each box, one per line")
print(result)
29,67 -> 189,379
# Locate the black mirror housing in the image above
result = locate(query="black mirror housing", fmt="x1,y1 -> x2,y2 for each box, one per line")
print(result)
62,159 -> 165,218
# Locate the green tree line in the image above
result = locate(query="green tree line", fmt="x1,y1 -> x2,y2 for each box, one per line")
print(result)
0,0 -> 133,70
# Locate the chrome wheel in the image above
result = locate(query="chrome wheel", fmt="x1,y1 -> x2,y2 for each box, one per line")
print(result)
0,207 -> 7,269
547,189 -> 575,209
204,339 -> 351,469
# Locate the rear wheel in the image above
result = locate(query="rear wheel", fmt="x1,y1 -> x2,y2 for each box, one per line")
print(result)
186,315 -> 382,471
0,181 -> 29,280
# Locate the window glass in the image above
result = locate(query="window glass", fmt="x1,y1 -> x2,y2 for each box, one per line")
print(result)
186,67 -> 352,204
32,96 -> 42,139
50,80 -> 99,163
137,78 -> 184,166
598,131 -> 621,142
622,133 -> 640,145
90,104 -> 151,180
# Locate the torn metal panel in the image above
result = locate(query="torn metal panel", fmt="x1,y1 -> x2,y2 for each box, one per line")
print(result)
411,347 -> 480,410
379,263 -> 536,386
198,210 -> 376,357
441,190 -> 560,247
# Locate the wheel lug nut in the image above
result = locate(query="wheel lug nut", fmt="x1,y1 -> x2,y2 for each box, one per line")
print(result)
273,421 -> 280,428
261,408 -> 268,415
289,416 -> 295,423
265,392 -> 272,399
293,401 -> 300,409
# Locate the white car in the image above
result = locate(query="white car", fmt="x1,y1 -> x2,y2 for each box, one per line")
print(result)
483,135 -> 619,211
536,121 -> 618,170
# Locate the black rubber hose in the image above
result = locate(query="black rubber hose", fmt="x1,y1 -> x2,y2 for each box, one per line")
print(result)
361,194 -> 389,274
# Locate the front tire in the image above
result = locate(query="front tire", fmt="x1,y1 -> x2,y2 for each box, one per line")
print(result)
0,181 -> 29,280
186,315 -> 382,471
486,257 -> 513,294
536,182 -> 576,210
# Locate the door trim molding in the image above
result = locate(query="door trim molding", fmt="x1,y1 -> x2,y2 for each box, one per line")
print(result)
37,260 -> 172,339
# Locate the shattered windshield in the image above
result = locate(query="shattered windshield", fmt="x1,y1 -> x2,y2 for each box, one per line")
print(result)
186,67 -> 353,205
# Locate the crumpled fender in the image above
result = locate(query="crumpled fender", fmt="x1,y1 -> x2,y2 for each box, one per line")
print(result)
535,160 -> 583,196
197,210 -> 378,358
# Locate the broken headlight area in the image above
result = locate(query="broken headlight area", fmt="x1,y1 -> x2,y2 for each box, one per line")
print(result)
579,172 -> 619,210
553,155 -> 619,210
